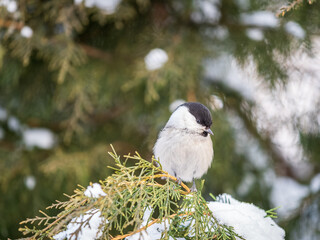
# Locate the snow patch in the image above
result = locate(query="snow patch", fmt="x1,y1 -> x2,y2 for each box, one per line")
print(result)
24,175 -> 36,190
127,194 -> 285,240
84,183 -> 107,198
270,177 -> 309,218
7,0 -> 17,13
20,26 -> 33,38
75,0 -> 121,15
285,21 -> 305,39
209,194 -> 285,240
205,55 -> 255,100
53,209 -> 106,240
0,107 -> 7,121
22,128 -> 55,149
8,116 -> 21,132
169,99 -> 186,112
310,173 -> 320,193
0,0 -> 17,13
241,11 -> 279,28
126,207 -> 172,240
191,0 -> 221,24
228,113 -> 269,170
246,28 -> 264,41
208,26 -> 229,40
144,48 -> 168,71
209,95 -> 223,110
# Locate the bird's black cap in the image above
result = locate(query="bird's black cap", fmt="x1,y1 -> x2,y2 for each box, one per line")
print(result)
181,102 -> 212,127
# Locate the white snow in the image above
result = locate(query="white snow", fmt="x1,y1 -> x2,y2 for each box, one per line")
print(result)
126,207 -> 172,240
241,11 -> 279,28
53,209 -> 106,240
191,0 -> 221,24
270,177 -> 309,218
8,116 -> 21,132
228,113 -> 269,170
205,55 -> 255,100
285,21 -> 305,39
7,0 -> 17,13
24,175 -> 36,190
0,107 -> 7,121
310,173 -> 320,193
20,26 -> 33,38
144,48 -> 168,71
208,194 -> 285,240
207,26 -> 229,40
169,99 -> 185,112
0,0 -> 17,13
217,38 -> 320,180
84,183 -> 107,198
209,95 -> 223,110
75,0 -> 121,14
22,128 -> 55,149
246,28 -> 264,41
54,184 -> 108,239
273,125 -> 303,162
127,195 -> 285,240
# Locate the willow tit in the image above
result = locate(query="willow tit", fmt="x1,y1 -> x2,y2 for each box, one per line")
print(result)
154,102 -> 214,192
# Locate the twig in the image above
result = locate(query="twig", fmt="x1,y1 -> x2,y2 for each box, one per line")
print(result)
20,199 -> 87,239
277,0 -> 313,17
112,212 -> 217,240
143,173 -> 191,194
78,43 -> 112,61
0,19 -> 23,30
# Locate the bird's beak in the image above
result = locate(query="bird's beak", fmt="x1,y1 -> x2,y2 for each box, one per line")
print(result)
205,128 -> 214,136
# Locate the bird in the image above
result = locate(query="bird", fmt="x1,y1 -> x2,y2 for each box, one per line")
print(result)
153,102 -> 214,192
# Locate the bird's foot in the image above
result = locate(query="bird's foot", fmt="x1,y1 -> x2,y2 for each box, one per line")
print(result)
190,185 -> 197,192
176,177 -> 182,185
190,179 -> 197,192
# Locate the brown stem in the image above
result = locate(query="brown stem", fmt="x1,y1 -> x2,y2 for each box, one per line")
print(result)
112,212 -> 217,240
0,19 -> 23,30
142,173 -> 191,194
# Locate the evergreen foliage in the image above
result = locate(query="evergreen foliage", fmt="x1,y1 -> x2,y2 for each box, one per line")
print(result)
0,0 -> 320,239
19,147 -> 260,240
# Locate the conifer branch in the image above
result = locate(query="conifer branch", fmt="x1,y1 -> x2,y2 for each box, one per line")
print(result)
19,148 -> 243,239
277,0 -> 315,17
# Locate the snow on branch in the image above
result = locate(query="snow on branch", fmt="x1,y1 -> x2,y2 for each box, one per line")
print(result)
19,146 -> 285,240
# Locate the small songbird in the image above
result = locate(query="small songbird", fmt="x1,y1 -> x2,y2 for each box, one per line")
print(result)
154,102 -> 214,192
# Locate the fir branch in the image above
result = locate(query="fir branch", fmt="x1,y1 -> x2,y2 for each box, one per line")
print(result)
19,148 -> 246,239
277,0 -> 315,17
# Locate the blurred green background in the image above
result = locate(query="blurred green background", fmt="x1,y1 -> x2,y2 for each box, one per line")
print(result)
1,0 -> 320,239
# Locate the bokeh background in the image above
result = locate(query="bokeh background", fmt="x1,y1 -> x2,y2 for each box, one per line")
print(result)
1,0 -> 320,239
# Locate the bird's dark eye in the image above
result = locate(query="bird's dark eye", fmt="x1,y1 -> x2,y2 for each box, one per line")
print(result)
196,119 -> 201,124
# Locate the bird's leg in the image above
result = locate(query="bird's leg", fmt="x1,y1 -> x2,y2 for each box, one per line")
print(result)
191,178 -> 197,192
173,172 -> 182,185
176,177 -> 182,185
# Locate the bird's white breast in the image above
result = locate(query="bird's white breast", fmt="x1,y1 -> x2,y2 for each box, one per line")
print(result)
154,127 -> 214,182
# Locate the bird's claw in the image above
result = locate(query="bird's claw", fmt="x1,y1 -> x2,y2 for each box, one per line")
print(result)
176,177 -> 182,185
190,185 -> 197,192
191,179 -> 197,192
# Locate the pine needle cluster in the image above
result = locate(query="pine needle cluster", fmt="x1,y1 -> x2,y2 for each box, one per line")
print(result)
19,146 -> 243,240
